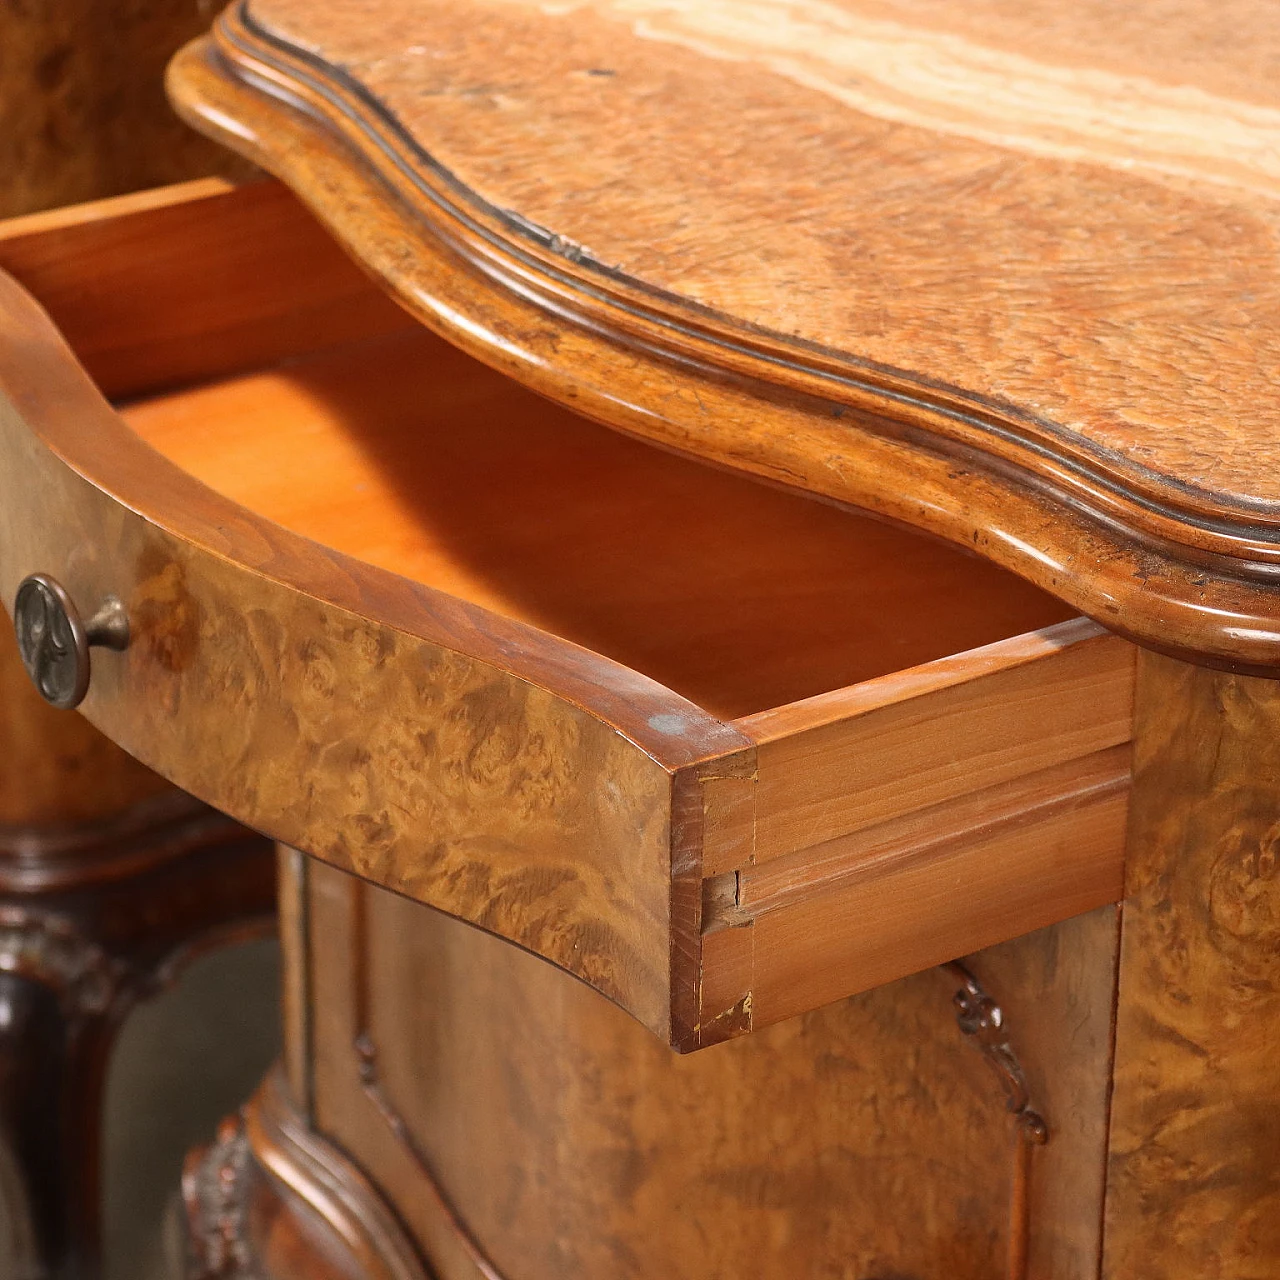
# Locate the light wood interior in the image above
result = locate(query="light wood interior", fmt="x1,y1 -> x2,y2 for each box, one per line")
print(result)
120,327 -> 1074,719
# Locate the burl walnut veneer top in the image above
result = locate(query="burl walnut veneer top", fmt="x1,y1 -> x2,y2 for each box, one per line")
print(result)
170,1 -> 1280,669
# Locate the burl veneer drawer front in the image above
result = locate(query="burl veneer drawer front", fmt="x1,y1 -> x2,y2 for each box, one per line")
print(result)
0,179 -> 1134,1049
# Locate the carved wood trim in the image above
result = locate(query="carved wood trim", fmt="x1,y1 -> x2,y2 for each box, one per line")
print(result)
183,1067 -> 429,1280
0,906 -> 127,1018
0,787 -> 276,1010
0,799 -> 275,1016
944,961 -> 1049,1280
182,1115 -> 258,1280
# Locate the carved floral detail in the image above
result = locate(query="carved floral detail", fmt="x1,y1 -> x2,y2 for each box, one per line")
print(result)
945,961 -> 1048,1144
943,961 -> 1047,1280
182,1114 -> 258,1280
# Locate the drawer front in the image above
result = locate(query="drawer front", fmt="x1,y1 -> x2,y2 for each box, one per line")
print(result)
0,181 -> 1135,1050
0,262 -> 745,1047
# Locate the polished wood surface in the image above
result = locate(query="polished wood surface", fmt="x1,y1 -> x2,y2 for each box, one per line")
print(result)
300,862 -> 1119,1280
123,299 -> 1135,1028
276,848 -> 312,1120
711,622 -> 1132,1031
0,179 -> 1132,1046
1102,653 -> 1280,1277
738,621 -> 1129,860
0,625 -> 167,829
0,183 -> 719,1045
0,303 -> 683,1042
167,1 -> 1280,670
0,1 -> 1271,1268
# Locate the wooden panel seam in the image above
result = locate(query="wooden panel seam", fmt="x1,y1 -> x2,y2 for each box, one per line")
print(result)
738,624 -> 1137,865
733,743 -> 1131,921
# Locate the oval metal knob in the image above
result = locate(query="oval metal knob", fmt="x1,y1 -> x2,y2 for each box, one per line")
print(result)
13,574 -> 129,710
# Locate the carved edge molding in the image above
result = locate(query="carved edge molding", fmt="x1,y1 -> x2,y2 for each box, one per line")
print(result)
164,3 -> 1280,674
944,961 -> 1048,1280
183,1068 -> 429,1280
208,4 -> 1275,538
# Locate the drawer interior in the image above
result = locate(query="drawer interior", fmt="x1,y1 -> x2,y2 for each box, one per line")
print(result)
119,327 -> 1073,720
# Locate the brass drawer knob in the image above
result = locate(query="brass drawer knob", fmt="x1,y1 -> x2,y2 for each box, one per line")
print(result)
13,573 -> 129,710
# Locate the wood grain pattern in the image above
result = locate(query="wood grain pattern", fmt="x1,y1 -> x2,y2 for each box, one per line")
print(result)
222,0 -> 1280,503
306,862 -> 1119,1280
0,0 -> 254,219
0,624 -> 168,828
745,773 -> 1126,1028
165,2 -> 1280,671
0,258 -> 716,1043
738,620 -> 1133,861
1102,652 -> 1280,1277
733,745 -> 1130,914
697,623 -> 1134,1037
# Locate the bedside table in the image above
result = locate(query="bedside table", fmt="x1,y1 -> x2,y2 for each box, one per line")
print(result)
5,2 -> 1279,1276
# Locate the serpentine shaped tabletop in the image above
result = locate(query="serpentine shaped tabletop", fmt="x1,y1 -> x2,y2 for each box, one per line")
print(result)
169,0 -> 1280,671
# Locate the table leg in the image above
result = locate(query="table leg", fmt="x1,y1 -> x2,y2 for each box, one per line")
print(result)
0,799 -> 275,1280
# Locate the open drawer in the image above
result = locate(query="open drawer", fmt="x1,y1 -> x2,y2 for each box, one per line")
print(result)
0,179 -> 1134,1050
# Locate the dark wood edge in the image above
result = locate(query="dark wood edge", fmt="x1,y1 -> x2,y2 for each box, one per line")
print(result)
671,750 -> 755,1052
0,790 -> 237,893
162,8 -> 1280,674
0,261 -> 745,773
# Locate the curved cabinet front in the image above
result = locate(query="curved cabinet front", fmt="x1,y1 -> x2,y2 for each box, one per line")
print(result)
297,864 -> 1121,1280
0,178 -> 1134,1049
